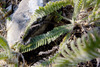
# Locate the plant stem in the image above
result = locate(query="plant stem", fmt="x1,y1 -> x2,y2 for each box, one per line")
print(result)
62,16 -> 72,22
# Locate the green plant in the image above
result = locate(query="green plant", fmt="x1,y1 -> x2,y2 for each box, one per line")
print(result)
0,0 -> 100,67
34,32 -> 100,67
0,36 -> 19,67
54,32 -> 100,67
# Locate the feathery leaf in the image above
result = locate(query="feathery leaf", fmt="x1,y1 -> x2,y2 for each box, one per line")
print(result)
0,36 -> 10,51
23,0 -> 72,39
54,32 -> 100,67
72,0 -> 82,21
20,24 -> 73,53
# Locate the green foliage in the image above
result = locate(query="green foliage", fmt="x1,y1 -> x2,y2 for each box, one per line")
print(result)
0,36 -> 10,60
0,51 -> 8,60
35,32 -> 100,67
0,0 -> 100,67
88,8 -> 100,22
0,36 -> 19,66
72,0 -> 100,23
20,24 -> 73,53
30,0 -> 100,67
54,32 -> 100,67
23,0 -> 72,39
0,36 -> 10,51
72,0 -> 82,21
33,34 -> 69,67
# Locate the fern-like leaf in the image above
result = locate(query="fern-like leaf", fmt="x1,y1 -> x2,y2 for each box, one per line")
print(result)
72,0 -> 82,22
0,36 -> 10,52
88,8 -> 100,23
53,32 -> 100,67
85,0 -> 95,8
32,34 -> 70,67
88,0 -> 100,22
20,24 -> 73,53
23,0 -> 72,39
